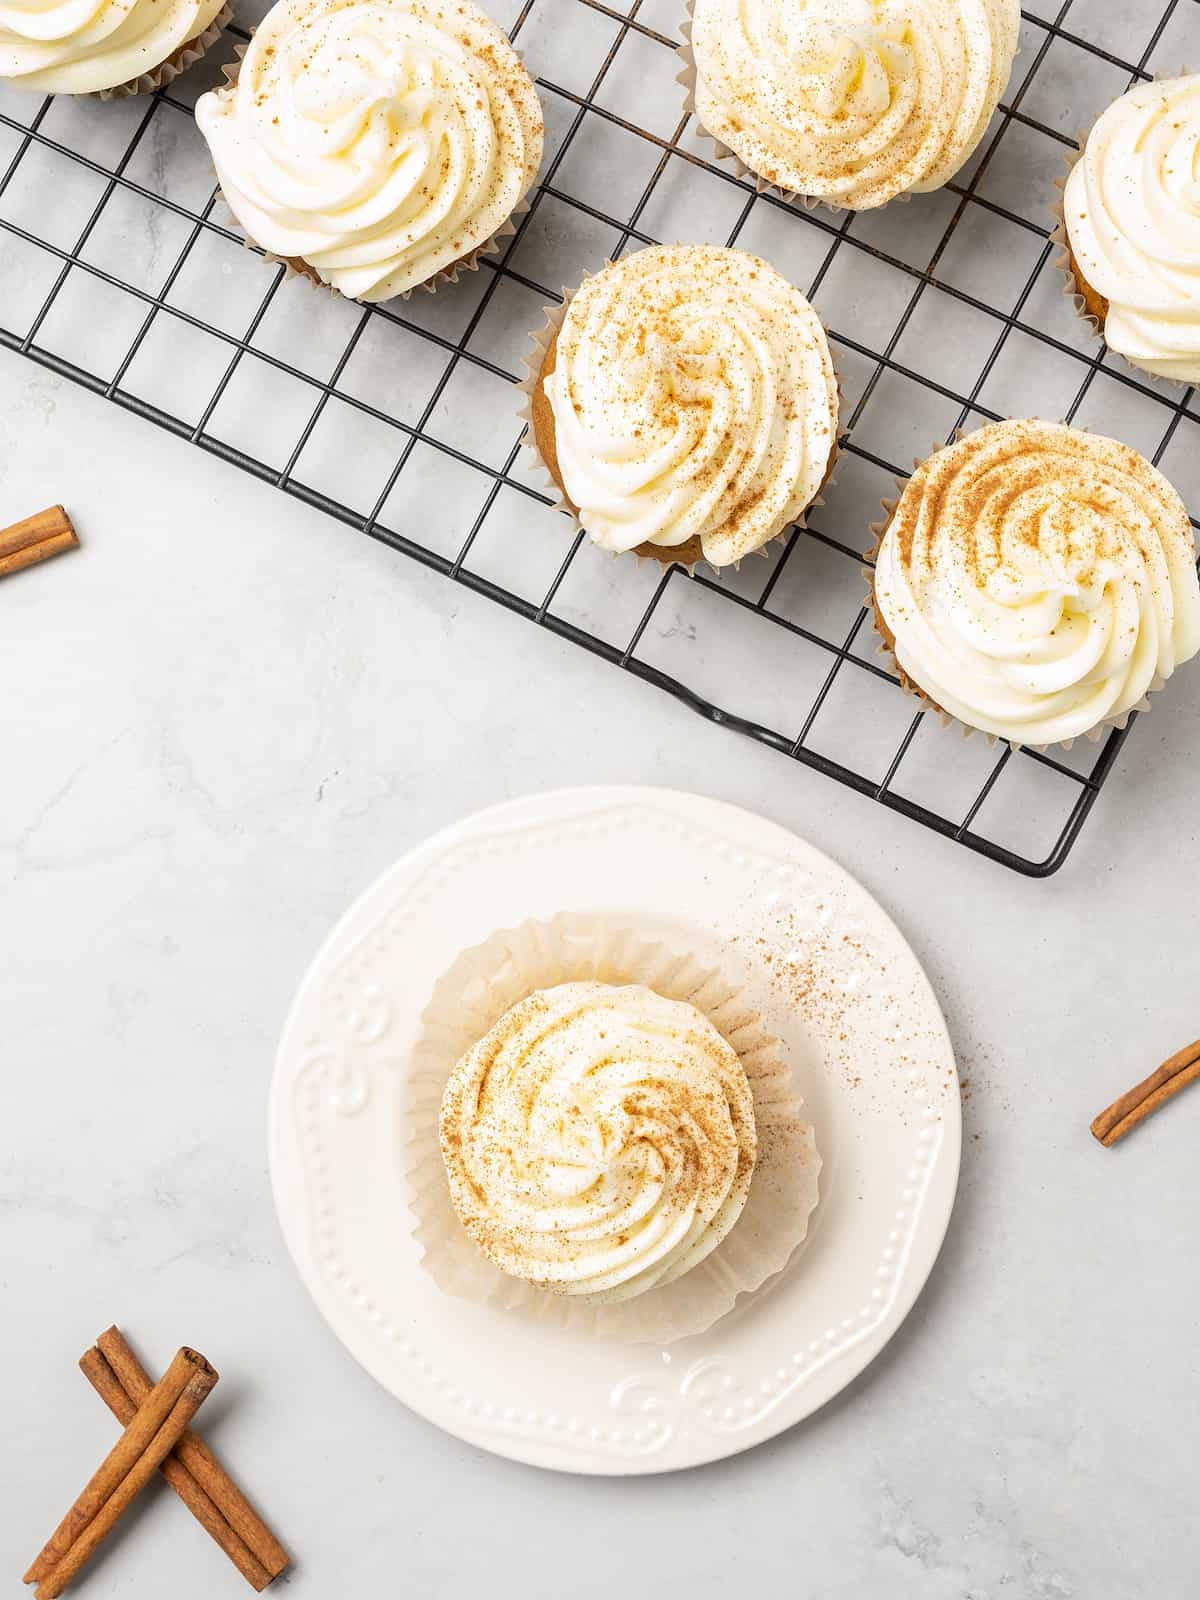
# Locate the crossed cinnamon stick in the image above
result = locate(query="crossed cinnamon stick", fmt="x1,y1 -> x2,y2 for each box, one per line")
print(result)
24,1328 -> 288,1595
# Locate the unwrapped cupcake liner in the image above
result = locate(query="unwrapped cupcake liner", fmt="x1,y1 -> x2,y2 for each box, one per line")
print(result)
676,5 -> 912,216
211,42 -> 532,302
518,280 -> 842,574
98,2 -> 233,101
1051,68 -> 1197,390
403,913 -> 821,1345
862,431 -> 1164,753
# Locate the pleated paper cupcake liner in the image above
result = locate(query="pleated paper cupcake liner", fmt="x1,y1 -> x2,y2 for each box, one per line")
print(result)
209,43 -> 532,302
1052,68 -> 1197,391
863,429 -> 1163,753
97,2 -> 233,101
403,912 -> 821,1345
518,278 -> 843,574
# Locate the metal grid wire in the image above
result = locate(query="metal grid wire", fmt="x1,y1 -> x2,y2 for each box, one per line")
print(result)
2,0 -> 1198,875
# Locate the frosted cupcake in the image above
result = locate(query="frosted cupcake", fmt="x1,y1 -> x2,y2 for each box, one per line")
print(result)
195,0 -> 543,302
871,420 -> 1200,745
684,0 -> 1020,209
1062,74 -> 1200,384
527,244 -> 839,568
440,982 -> 757,1303
0,0 -> 229,96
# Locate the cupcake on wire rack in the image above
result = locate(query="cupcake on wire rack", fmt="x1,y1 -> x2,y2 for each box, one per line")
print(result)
681,0 -> 1020,209
194,0 -> 543,302
524,243 -> 839,569
0,0 -> 232,98
869,419 -> 1200,747
1059,73 -> 1200,385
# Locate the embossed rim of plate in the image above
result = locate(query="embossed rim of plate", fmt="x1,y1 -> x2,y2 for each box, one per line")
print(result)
269,786 -> 960,1475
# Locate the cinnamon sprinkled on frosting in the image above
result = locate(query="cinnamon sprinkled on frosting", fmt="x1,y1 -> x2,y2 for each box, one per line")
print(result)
543,244 -> 838,566
0,0 -> 226,94
1064,74 -> 1200,383
439,982 -> 757,1302
689,0 -> 1019,209
195,0 -> 542,301
873,420 -> 1200,743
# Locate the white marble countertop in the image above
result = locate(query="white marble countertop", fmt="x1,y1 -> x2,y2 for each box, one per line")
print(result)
4,7 -> 1200,1579
3,328 -> 1198,1596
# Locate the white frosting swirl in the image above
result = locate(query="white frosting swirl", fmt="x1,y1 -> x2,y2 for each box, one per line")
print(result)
543,244 -> 838,566
0,0 -> 225,94
439,982 -> 757,1302
873,420 -> 1200,744
195,0 -> 543,302
1064,75 -> 1200,383
689,0 -> 1019,209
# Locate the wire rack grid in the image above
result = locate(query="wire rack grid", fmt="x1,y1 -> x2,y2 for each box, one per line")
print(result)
2,0 -> 1199,876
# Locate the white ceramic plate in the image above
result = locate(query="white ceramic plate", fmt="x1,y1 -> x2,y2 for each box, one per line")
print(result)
270,787 -> 959,1474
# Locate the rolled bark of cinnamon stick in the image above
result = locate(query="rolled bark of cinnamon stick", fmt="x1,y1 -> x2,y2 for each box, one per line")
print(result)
1091,1039 -> 1200,1147
80,1346 -> 274,1592
25,1347 -> 213,1583
95,1326 -> 289,1582
34,1361 -> 219,1600
0,505 -> 77,579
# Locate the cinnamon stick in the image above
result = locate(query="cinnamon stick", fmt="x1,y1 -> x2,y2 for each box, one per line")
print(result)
80,1347 -> 274,1592
33,1359 -> 218,1600
0,505 -> 77,579
95,1326 -> 289,1583
1091,1037 -> 1200,1147
25,1347 -> 213,1583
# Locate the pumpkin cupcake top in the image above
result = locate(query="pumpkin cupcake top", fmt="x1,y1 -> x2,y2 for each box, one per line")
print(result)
0,0 -> 226,93
1064,74 -> 1200,383
872,420 -> 1200,744
541,244 -> 838,567
439,982 -> 757,1303
688,0 -> 1019,209
196,0 -> 543,301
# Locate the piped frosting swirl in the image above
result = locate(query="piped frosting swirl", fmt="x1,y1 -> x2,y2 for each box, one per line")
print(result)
689,0 -> 1020,209
0,0 -> 225,94
872,420 -> 1200,744
1064,74 -> 1200,383
195,0 -> 542,302
542,244 -> 838,566
439,982 -> 757,1302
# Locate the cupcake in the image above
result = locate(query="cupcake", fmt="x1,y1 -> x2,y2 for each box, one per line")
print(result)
684,0 -> 1020,209
439,982 -> 757,1303
410,914 -> 820,1342
0,0 -> 229,97
1061,74 -> 1200,384
870,420 -> 1200,745
194,0 -> 543,302
526,244 -> 839,568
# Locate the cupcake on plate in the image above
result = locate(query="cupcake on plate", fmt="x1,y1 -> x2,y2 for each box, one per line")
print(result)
683,0 -> 1020,209
0,0 -> 230,97
409,914 -> 820,1343
526,244 -> 839,568
440,982 -> 757,1303
194,0 -> 543,302
870,419 -> 1200,746
1061,74 -> 1200,384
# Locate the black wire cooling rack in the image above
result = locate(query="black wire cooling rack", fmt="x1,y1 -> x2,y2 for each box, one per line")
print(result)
3,0 -> 1199,875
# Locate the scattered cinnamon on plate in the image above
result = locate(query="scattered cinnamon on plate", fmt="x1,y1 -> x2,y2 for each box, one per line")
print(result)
1091,1037 -> 1200,1147
0,505 -> 77,579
